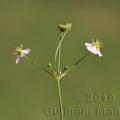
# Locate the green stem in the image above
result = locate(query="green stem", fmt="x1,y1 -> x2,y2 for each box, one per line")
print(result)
74,52 -> 90,66
25,56 -> 54,78
55,30 -> 68,71
57,79 -> 64,120
58,43 -> 61,74
65,52 -> 90,74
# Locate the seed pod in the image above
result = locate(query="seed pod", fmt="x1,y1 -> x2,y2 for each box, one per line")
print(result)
58,23 -> 72,32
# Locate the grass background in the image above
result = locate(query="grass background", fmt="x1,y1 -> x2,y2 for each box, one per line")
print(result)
0,0 -> 120,120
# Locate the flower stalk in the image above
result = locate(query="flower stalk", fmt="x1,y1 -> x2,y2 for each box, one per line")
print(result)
63,52 -> 90,75
25,56 -> 55,78
57,79 -> 64,120
54,30 -> 68,73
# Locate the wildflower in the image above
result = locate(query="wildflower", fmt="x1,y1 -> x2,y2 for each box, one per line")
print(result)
85,39 -> 103,57
13,44 -> 31,64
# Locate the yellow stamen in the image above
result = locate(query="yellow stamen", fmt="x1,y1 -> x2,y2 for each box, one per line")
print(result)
15,45 -> 23,54
92,39 -> 102,49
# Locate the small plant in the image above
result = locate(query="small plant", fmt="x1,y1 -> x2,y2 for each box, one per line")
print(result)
13,22 -> 103,120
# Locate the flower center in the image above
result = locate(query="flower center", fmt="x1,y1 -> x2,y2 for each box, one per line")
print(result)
16,47 -> 23,54
93,40 -> 102,49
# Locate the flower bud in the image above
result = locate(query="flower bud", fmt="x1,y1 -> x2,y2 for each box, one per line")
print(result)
48,63 -> 52,68
62,65 -> 68,73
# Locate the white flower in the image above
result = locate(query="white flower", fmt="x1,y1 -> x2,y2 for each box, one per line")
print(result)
85,39 -> 103,57
13,44 -> 31,64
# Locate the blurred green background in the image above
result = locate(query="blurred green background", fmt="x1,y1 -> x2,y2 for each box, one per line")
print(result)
0,0 -> 120,120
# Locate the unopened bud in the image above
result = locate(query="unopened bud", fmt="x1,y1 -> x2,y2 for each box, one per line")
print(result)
48,63 -> 52,68
62,65 -> 68,73
64,65 -> 68,70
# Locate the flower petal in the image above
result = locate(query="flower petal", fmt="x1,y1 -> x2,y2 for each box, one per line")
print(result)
85,42 -> 98,54
97,48 -> 103,57
16,55 -> 21,64
21,48 -> 31,57
85,42 -> 92,47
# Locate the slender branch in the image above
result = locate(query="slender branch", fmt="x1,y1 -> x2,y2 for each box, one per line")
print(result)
54,30 -> 68,71
25,56 -> 54,78
57,79 -> 64,120
58,43 -> 61,74
64,52 -> 90,74
74,52 -> 90,66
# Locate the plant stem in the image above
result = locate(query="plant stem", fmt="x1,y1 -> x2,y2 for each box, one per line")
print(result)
55,30 -> 68,72
25,56 -> 54,78
65,52 -> 90,74
74,52 -> 90,66
58,43 -> 61,74
57,79 -> 64,120
58,33 -> 63,74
